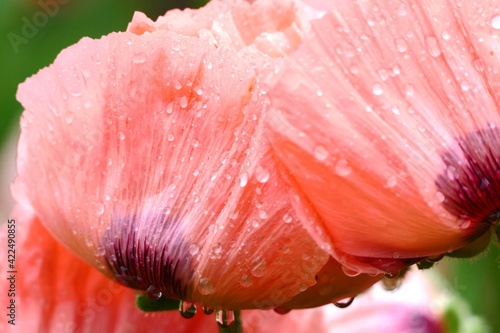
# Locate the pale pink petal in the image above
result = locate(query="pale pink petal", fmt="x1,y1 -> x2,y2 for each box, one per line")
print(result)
267,0 -> 499,274
14,20 -> 332,309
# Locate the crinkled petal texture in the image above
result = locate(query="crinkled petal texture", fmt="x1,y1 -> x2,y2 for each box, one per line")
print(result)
127,0 -> 312,58
14,27 -> 336,310
0,206 -> 219,333
268,0 -> 500,274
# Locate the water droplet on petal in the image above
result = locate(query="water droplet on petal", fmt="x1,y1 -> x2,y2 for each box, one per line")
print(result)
372,83 -> 384,96
250,257 -> 267,277
167,134 -> 175,142
255,166 -> 270,183
117,131 -> 126,141
341,266 -> 361,277
95,203 -> 104,215
179,300 -> 197,318
384,271 -> 400,279
334,297 -> 355,308
215,310 -> 235,328
133,52 -> 146,64
189,243 -> 200,256
239,274 -> 253,288
491,15 -> 500,29
212,242 -> 222,254
180,96 -> 188,108
146,285 -> 162,300
239,173 -> 248,187
282,213 -> 293,223
198,278 -> 215,295
335,159 -> 352,177
202,305 -> 214,314
274,308 -> 291,315
313,145 -> 329,161
166,103 -> 174,114
441,30 -> 451,40
385,175 -> 398,188
460,81 -> 470,91
426,254 -> 445,263
395,38 -> 408,53
382,276 -> 402,291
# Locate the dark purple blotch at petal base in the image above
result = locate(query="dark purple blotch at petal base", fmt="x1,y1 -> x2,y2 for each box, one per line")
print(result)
101,212 -> 193,300
436,127 -> 500,240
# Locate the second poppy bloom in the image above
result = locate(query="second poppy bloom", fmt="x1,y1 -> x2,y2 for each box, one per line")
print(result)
267,0 -> 499,274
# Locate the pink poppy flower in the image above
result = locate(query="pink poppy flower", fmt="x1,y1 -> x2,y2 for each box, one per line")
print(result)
12,0 -> 378,315
267,0 -> 500,274
3,208 -> 468,333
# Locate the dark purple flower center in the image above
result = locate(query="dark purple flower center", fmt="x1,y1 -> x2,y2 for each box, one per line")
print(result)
435,127 -> 500,239
101,213 -> 192,300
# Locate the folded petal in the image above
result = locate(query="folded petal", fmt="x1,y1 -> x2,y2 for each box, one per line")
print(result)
0,206 -> 220,333
13,15 -> 335,310
267,0 -> 499,273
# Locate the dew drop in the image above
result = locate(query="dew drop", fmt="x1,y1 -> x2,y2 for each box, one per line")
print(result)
250,257 -> 267,277
384,271 -> 400,279
460,81 -> 470,91
425,36 -> 441,57
491,15 -> 500,30
282,213 -> 293,223
117,131 -> 126,141
434,191 -> 445,203
133,52 -> 146,64
426,254 -> 445,263
239,173 -> 248,187
215,310 -> 235,328
239,274 -> 253,288
395,38 -> 408,53
179,300 -> 197,318
274,308 -> 291,315
251,219 -> 260,228
167,134 -> 175,142
212,242 -> 222,254
198,278 -> 215,295
258,209 -> 268,220
174,80 -> 182,90
189,243 -> 200,256
459,218 -> 471,230
334,297 -> 355,308
341,266 -> 361,277
95,203 -> 104,216
201,306 -> 214,315
255,166 -> 270,183
392,251 -> 400,259
335,159 -> 352,177
446,165 -> 458,181
382,276 -> 402,291
180,96 -> 188,108
441,30 -> 451,40
166,103 -> 174,114
385,175 -> 398,188
196,88 -> 204,96
313,145 -> 329,161
146,285 -> 162,300
372,83 -> 384,96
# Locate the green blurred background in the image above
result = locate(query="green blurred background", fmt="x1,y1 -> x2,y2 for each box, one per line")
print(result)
0,1 -> 498,332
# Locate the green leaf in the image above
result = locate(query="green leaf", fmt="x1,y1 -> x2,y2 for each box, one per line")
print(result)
135,294 -> 180,312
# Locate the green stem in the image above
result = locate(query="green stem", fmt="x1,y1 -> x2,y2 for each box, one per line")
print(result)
218,311 -> 242,333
